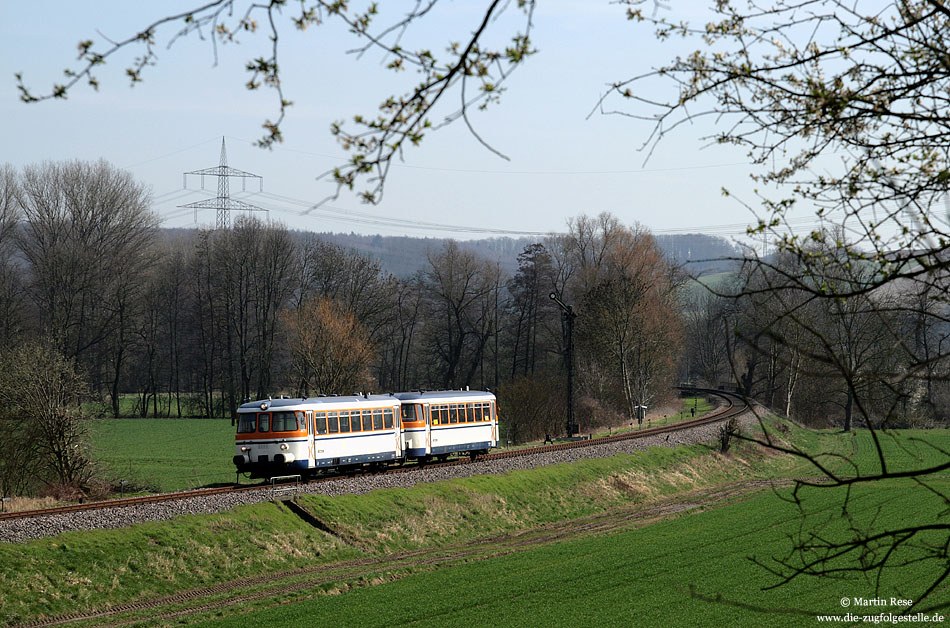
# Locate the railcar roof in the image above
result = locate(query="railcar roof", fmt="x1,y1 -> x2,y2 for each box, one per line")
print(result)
393,390 -> 495,402
238,394 -> 399,411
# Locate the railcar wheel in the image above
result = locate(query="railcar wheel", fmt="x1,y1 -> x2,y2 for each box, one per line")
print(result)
438,454 -> 449,462
469,452 -> 478,461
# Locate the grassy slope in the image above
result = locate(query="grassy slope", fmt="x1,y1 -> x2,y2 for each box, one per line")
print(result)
2,422 -> 948,626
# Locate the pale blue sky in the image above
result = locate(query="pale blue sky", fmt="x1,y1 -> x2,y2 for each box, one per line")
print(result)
1,1 -> 781,241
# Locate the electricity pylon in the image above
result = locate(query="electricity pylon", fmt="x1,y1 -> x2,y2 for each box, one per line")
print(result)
179,137 -> 265,230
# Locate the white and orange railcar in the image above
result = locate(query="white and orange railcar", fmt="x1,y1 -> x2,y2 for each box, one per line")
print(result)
233,394 -> 403,478
395,390 -> 498,461
232,390 -> 498,478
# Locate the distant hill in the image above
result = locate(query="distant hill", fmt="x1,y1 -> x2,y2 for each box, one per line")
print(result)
161,228 -> 741,279
653,233 -> 742,277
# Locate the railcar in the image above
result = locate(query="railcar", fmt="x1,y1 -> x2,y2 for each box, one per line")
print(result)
233,394 -> 403,479
232,390 -> 498,478
395,390 -> 498,461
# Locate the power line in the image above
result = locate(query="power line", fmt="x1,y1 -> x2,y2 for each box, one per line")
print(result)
237,191 -> 554,236
124,137 -> 221,169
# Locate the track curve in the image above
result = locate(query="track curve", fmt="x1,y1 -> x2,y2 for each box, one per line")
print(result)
0,388 -> 747,523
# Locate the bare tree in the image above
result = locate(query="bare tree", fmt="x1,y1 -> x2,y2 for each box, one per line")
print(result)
0,341 -> 92,492
598,3 -> 950,609
0,165 -> 24,347
377,276 -> 424,392
683,290 -> 730,387
421,240 -> 501,389
560,214 -> 683,421
298,238 -> 396,342
282,297 -> 374,396
14,160 -> 157,415
506,243 -> 558,378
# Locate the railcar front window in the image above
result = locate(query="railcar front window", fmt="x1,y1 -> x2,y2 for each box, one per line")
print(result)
259,413 -> 270,432
272,411 -> 298,432
237,413 -> 257,433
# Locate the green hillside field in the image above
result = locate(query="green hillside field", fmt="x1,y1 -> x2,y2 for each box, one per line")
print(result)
2,421 -> 946,627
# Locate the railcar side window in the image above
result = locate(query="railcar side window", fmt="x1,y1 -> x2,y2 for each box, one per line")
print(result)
328,411 -> 339,434
237,413 -> 257,433
350,410 -> 362,432
340,411 -> 351,433
372,408 -> 383,430
259,413 -> 270,432
315,412 -> 327,435
490,402 -> 496,421
449,405 -> 458,424
360,410 -> 371,431
272,411 -> 298,432
474,404 -> 483,422
384,408 -> 394,429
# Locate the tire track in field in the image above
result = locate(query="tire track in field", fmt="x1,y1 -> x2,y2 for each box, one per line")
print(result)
14,477 -> 809,628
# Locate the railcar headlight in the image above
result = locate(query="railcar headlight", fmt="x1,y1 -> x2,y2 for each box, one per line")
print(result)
280,443 -> 289,451
240,446 -> 249,452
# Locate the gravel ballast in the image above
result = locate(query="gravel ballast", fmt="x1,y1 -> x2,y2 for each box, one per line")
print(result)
0,411 -> 759,544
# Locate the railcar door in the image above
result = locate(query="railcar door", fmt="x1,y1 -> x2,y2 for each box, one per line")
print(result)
491,400 -> 498,447
307,411 -> 315,469
424,404 -> 432,455
394,405 -> 403,459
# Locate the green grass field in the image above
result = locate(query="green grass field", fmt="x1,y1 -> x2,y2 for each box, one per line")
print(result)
2,422 -> 948,627
197,479 -> 950,628
89,418 -> 237,492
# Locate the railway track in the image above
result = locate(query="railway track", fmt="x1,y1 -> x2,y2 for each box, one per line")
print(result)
0,388 -> 747,522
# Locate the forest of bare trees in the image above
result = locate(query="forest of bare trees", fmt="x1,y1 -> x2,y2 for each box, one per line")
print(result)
0,162 -> 688,494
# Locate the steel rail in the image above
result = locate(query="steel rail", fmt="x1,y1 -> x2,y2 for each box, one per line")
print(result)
0,388 -> 747,522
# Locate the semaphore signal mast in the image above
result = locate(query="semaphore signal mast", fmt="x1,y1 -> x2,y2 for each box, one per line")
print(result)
179,137 -> 266,230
